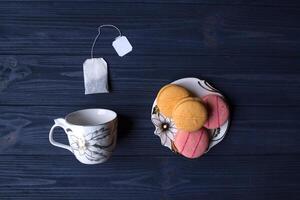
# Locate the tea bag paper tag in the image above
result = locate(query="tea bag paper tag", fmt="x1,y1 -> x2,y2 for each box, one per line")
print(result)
83,58 -> 109,95
84,25 -> 132,95
112,36 -> 133,57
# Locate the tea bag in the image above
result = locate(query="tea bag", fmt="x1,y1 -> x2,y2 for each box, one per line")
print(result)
83,24 -> 132,95
83,58 -> 108,94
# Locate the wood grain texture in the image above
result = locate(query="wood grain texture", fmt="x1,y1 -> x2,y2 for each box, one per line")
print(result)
1,0 -> 300,199
0,155 -> 299,200
0,2 -> 300,56
0,105 -> 299,156
3,0 -> 299,7
0,55 -> 300,106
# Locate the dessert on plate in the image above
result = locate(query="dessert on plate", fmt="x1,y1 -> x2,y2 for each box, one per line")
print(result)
151,78 -> 230,159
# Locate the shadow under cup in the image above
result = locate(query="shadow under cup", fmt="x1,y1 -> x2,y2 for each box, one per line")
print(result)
49,109 -> 118,165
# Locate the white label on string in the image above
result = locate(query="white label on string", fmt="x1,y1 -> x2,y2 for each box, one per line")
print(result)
112,36 -> 133,57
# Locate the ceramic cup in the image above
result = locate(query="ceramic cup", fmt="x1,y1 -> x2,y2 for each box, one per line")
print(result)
49,109 -> 117,164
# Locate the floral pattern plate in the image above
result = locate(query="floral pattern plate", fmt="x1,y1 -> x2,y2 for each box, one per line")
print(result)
151,77 -> 230,153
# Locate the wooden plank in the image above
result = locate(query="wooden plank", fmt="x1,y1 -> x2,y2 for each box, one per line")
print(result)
0,55 -> 300,106
0,2 -> 300,56
2,0 -> 299,7
0,105 -> 299,156
0,155 -> 299,199
0,1 -> 298,199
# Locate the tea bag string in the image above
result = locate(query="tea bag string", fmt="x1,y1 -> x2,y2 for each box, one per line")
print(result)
91,24 -> 122,58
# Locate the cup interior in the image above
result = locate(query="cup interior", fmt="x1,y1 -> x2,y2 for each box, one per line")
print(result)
66,109 -> 117,126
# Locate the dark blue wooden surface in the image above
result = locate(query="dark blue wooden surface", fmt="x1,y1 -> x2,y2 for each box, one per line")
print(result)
1,1 -> 300,199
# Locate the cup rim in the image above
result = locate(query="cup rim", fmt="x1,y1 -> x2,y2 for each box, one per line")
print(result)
65,108 -> 117,127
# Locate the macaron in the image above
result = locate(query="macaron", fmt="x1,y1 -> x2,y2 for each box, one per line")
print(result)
203,94 -> 229,129
157,84 -> 190,118
174,128 -> 209,159
172,97 -> 207,132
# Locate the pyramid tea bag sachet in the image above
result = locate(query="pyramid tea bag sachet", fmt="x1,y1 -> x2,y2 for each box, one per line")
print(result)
83,24 -> 132,95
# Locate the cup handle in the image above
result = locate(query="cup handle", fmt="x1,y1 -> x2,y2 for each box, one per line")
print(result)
49,118 -> 73,153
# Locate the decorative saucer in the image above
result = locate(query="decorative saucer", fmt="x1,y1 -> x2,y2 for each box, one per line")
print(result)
151,77 -> 230,153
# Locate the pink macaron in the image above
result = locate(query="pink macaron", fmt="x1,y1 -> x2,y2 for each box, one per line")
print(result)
174,128 -> 209,159
203,94 -> 229,129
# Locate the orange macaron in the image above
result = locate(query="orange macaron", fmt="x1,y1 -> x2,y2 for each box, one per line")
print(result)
157,84 -> 190,118
172,97 -> 208,132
